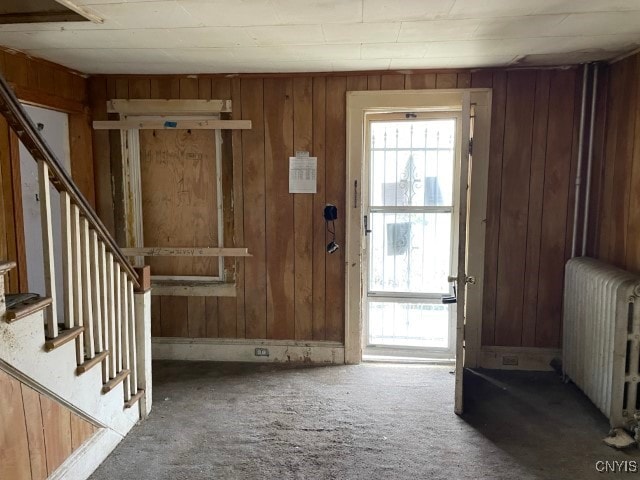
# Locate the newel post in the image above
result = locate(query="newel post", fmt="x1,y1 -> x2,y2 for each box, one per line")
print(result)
133,266 -> 152,417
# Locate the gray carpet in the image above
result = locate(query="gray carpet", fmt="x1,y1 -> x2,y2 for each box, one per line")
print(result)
90,361 -> 639,480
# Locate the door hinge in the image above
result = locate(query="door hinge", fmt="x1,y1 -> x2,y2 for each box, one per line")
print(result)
468,137 -> 473,156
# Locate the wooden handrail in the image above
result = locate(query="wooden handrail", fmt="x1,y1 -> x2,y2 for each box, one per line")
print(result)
0,72 -> 138,286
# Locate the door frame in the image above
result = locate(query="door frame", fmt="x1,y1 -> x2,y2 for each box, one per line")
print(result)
361,110 -> 462,359
345,89 -> 492,365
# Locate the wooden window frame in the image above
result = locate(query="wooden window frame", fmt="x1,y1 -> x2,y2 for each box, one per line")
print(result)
112,100 -> 233,293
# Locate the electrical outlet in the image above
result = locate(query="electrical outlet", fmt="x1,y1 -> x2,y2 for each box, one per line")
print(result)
502,355 -> 519,366
255,348 -> 269,357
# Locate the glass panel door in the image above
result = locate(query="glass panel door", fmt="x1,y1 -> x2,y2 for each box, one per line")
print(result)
364,114 -> 459,358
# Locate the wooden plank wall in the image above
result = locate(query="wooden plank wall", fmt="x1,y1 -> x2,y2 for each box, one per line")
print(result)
478,68 -> 581,349
0,369 -> 98,480
0,48 -> 93,294
592,52 -> 640,274
89,67 -> 580,347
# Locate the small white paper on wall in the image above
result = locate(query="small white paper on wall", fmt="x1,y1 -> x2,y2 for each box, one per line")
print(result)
289,153 -> 317,193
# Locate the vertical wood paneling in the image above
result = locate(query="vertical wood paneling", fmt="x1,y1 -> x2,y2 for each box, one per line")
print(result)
536,69 -> 577,348
521,70 -> 551,346
242,78 -> 267,339
436,73 -> 457,89
611,57 -> 638,268
87,67 -> 582,348
324,76 -> 347,342
40,395 -> 73,475
20,385 -> 47,480
494,71 -> 536,346
626,56 -> 640,269
593,52 -> 640,277
89,78 -> 115,235
264,77 -> 295,339
0,371 -> 31,480
405,73 -> 436,89
0,371 -> 99,480
293,77 -> 314,340
160,297 -> 188,337
480,71 -> 505,346
69,112 -> 96,207
231,77 -> 246,338
312,77 -> 327,340
70,413 -> 94,450
380,74 -> 404,90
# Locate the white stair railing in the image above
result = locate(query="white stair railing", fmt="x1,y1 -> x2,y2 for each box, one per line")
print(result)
0,71 -> 146,407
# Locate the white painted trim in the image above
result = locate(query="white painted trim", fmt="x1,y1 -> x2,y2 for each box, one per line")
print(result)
345,88 -> 492,365
478,346 -> 562,371
48,428 -> 123,480
153,338 -> 345,364
464,93 -> 493,369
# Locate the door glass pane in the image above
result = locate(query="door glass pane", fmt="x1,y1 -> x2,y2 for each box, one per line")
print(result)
368,301 -> 449,348
370,119 -> 455,207
369,212 -> 451,294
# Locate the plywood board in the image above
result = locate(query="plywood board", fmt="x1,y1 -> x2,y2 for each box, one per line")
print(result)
139,129 -> 219,277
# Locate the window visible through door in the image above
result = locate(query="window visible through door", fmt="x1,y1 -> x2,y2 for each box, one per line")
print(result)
364,112 -> 460,359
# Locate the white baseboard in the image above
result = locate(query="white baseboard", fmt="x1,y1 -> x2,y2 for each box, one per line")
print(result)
48,428 -> 123,480
478,346 -> 561,371
153,338 -> 345,364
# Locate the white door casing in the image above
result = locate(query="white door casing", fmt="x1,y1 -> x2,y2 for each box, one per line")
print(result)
345,90 -> 492,386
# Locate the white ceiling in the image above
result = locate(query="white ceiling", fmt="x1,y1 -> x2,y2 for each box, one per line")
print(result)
1,0 -> 640,74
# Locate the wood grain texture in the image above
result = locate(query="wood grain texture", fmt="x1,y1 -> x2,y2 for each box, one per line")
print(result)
88,67 -> 582,348
312,77 -> 327,340
69,112 -> 96,208
0,370 -> 31,480
479,71 -> 504,346
20,385 -> 47,480
535,69 -> 576,348
231,77 -> 246,338
593,52 -> 640,276
521,70 -> 551,347
324,76 -> 347,342
40,394 -> 72,475
264,77 -> 295,339
241,78 -> 267,339
293,77 -> 314,340
70,413 -> 95,450
494,71 -> 536,346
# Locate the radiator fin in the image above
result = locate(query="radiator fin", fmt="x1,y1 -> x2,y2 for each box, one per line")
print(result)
563,257 -> 640,428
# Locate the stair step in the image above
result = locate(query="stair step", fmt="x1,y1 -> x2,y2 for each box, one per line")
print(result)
44,325 -> 84,352
76,350 -> 109,375
5,295 -> 52,323
124,389 -> 145,409
102,369 -> 130,394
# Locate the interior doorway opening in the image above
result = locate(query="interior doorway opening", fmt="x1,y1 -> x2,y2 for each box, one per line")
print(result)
363,112 -> 461,361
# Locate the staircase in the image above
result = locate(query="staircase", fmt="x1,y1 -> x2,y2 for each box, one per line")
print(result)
0,71 -> 152,480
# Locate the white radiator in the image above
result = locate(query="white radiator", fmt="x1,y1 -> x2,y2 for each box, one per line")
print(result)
563,257 -> 640,428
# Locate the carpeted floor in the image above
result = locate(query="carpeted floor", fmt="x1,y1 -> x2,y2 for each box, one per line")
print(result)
90,361 -> 640,480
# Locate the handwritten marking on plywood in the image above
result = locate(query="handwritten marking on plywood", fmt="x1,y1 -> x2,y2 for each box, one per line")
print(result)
140,129 -> 219,277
